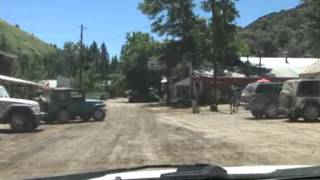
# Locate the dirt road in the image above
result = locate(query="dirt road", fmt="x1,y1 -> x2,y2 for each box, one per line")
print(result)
1,99 -> 320,179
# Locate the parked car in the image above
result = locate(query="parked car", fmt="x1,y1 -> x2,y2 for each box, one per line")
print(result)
40,88 -> 106,123
279,79 -> 320,121
241,82 -> 283,118
0,85 -> 44,132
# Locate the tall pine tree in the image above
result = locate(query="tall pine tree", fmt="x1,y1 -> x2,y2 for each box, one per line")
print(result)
100,42 -> 110,77
110,56 -> 119,73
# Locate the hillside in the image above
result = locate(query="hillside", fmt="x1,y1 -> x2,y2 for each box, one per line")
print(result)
0,19 -> 56,56
240,2 -> 314,57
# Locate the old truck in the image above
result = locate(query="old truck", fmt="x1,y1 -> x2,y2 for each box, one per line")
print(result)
0,85 -> 43,132
40,88 -> 107,123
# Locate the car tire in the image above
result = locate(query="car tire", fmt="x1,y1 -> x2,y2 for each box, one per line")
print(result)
10,112 -> 34,132
265,104 -> 278,118
93,108 -> 105,121
303,104 -> 319,121
57,109 -> 70,123
251,110 -> 263,119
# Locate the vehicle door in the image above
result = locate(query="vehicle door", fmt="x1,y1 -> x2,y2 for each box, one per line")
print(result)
69,90 -> 87,115
52,90 -> 70,113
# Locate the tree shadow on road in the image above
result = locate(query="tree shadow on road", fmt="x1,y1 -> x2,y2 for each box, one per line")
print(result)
245,116 -> 288,121
41,119 -> 102,126
143,102 -> 192,110
0,129 -> 43,134
284,119 -> 320,123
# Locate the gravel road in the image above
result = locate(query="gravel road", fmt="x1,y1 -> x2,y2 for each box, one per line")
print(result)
1,98 -> 320,179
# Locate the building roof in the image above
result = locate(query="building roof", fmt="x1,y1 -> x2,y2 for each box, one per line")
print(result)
300,61 -> 320,75
240,57 -> 319,78
0,74 -> 41,87
0,51 -> 17,59
175,77 -> 191,87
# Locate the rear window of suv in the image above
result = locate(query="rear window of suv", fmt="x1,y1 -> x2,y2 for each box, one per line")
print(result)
256,83 -> 283,94
297,81 -> 320,96
242,83 -> 258,95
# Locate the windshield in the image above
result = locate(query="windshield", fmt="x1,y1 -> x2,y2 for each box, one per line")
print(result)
0,86 -> 9,98
1,0 -> 320,179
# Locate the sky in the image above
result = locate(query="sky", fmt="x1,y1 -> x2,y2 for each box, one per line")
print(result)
0,0 -> 301,57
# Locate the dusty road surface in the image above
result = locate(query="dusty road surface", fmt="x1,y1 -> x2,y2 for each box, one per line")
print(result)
1,99 -> 320,179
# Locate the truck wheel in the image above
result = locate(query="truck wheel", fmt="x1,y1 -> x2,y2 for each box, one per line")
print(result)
93,108 -> 105,121
10,112 -> 34,132
265,104 -> 278,118
57,110 -> 70,123
303,104 -> 319,121
251,110 -> 263,119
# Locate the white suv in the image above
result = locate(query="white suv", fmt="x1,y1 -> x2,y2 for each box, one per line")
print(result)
0,85 -> 43,132
280,79 -> 320,121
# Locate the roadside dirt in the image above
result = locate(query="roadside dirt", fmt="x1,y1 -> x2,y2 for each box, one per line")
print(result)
1,98 -> 320,179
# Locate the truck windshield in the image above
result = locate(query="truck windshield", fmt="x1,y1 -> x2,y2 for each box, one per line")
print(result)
0,86 -> 9,98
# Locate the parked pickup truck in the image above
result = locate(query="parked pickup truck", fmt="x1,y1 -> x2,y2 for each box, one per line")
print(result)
0,85 -> 44,132
241,82 -> 283,118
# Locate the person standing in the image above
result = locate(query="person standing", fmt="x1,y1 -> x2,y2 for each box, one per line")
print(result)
228,86 -> 234,114
233,87 -> 241,113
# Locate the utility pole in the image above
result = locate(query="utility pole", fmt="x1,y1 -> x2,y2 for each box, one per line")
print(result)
210,0 -> 219,112
79,24 -> 84,89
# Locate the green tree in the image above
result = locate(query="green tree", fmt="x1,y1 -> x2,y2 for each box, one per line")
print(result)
0,35 -> 9,51
202,0 -> 239,66
121,32 -> 160,96
139,0 -> 198,102
305,0 -> 320,56
100,43 -> 110,76
110,56 -> 119,73
202,0 -> 238,106
62,42 -> 80,77
139,0 -> 197,60
88,41 -> 100,68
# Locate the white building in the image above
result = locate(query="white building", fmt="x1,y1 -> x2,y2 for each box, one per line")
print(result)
300,61 -> 320,79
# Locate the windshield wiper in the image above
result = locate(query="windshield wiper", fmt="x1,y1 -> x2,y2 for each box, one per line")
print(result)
28,164 -> 224,180
161,165 -> 320,180
160,164 -> 228,180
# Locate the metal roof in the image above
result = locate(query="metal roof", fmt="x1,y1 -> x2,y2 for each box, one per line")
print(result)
53,87 -> 77,91
0,74 -> 41,87
175,77 -> 191,87
300,61 -> 320,75
0,51 -> 17,59
240,57 -> 319,78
